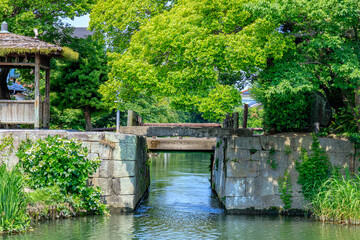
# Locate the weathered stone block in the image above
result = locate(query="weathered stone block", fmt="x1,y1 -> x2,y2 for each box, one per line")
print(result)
99,160 -> 114,178
112,161 -> 136,177
105,195 -> 135,210
225,178 -> 246,197
294,136 -> 313,151
26,130 -> 67,141
88,178 -> 112,196
249,150 -> 261,161
260,136 -> 291,151
68,132 -> 105,142
104,132 -> 126,143
261,195 -> 283,208
232,137 -> 262,150
291,196 -> 306,209
111,178 -> 121,195
226,160 -> 259,178
258,151 -> 288,179
328,152 -> 353,168
246,177 -> 276,197
226,149 -> 251,161
225,196 -> 262,210
119,136 -> 138,160
90,142 -> 113,160
118,177 -> 136,195
319,138 -> 353,153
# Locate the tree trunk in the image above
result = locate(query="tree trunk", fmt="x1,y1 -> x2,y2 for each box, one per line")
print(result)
84,105 -> 93,131
0,68 -> 10,99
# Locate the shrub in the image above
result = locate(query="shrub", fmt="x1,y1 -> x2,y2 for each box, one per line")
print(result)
295,134 -> 332,202
0,164 -> 29,233
17,135 -> 106,214
253,80 -> 313,133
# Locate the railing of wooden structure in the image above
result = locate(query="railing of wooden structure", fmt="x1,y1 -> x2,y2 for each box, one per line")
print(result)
93,109 -> 263,134
0,54 -> 51,129
0,100 -> 47,125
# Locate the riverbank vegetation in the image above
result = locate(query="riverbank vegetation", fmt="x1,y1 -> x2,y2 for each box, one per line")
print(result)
0,165 -> 29,233
17,135 -> 107,215
0,135 -> 107,234
312,174 -> 360,225
291,134 -> 360,225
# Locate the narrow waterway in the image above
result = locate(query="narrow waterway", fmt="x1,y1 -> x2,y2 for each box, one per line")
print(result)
3,152 -> 360,240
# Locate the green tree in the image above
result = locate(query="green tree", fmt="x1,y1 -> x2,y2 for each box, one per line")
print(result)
91,0 -> 292,122
0,0 -> 94,99
51,37 -> 108,131
251,0 -> 360,132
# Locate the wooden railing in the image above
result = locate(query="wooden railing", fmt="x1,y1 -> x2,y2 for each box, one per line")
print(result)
0,100 -> 46,125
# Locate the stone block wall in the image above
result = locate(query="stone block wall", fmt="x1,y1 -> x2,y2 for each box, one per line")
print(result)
0,130 -> 149,212
212,134 -> 356,213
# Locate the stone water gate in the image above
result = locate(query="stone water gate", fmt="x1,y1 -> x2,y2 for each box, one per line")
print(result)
1,129 -> 355,213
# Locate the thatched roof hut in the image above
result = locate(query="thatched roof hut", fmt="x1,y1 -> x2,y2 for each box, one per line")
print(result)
0,25 -> 78,60
0,22 -> 78,129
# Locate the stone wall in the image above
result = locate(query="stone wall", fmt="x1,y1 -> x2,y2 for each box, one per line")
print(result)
212,134 -> 357,213
0,130 -> 149,212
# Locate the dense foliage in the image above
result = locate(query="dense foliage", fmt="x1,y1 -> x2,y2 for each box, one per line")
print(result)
251,0 -> 360,133
295,134 -> 332,202
0,165 -> 29,233
17,136 -> 106,214
51,36 -> 109,131
253,82 -> 313,132
90,0 -> 360,129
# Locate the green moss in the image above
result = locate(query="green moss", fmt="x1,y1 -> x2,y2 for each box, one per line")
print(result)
0,46 -> 79,61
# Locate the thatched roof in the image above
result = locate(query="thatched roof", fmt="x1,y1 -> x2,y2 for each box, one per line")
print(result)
0,32 -> 78,61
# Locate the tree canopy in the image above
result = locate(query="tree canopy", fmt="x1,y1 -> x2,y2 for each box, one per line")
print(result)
91,0 -> 360,129
251,0 -> 360,132
91,0 -> 292,122
0,0 -> 94,40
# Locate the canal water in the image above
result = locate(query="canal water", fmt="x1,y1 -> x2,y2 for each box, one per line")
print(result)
3,152 -> 360,240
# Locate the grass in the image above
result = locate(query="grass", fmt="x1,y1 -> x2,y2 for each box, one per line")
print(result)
28,185 -> 66,206
0,164 -> 29,233
312,173 -> 360,225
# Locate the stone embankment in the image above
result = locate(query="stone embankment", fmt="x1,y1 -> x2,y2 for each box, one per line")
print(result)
0,130 -> 149,212
212,133 -> 356,213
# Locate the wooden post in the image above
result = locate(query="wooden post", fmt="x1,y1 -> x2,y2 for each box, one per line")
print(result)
127,110 -> 134,126
127,110 -> 140,126
43,69 -> 50,129
34,54 -> 40,129
233,112 -> 239,129
242,104 -> 249,129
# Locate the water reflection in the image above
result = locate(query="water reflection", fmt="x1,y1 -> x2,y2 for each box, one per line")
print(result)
3,152 -> 360,240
